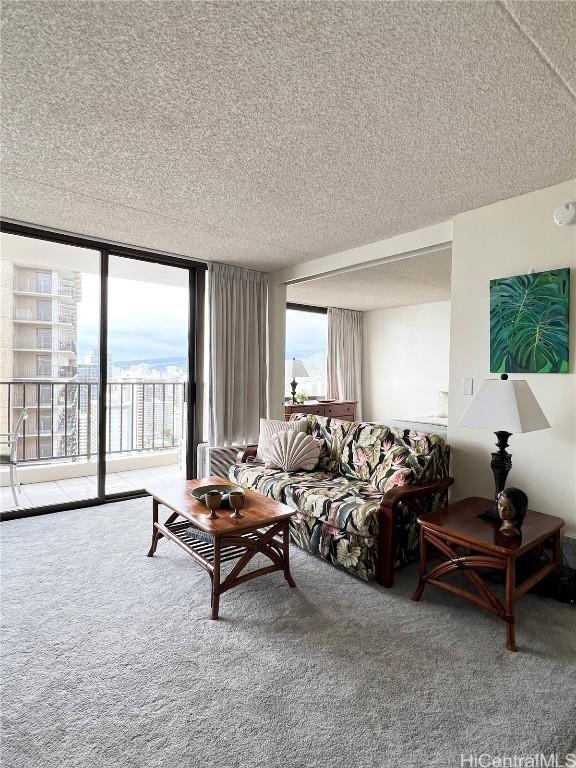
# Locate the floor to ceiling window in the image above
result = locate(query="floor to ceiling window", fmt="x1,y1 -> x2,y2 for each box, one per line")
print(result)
0,233 -> 101,510
105,255 -> 190,496
285,304 -> 328,400
0,224 -> 203,518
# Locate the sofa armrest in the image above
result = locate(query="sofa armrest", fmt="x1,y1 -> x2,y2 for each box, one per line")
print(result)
236,445 -> 257,464
381,477 -> 453,507
376,477 -> 454,587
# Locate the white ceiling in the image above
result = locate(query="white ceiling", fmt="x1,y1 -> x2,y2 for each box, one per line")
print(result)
2,1 -> 575,271
287,247 -> 452,311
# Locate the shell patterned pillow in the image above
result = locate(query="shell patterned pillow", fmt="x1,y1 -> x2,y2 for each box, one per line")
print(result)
264,430 -> 321,472
256,417 -> 307,462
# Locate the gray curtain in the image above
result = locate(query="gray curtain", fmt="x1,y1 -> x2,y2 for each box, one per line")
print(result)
208,263 -> 267,446
327,307 -> 363,419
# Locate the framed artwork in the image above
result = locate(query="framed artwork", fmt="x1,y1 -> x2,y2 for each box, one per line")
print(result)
490,267 -> 570,374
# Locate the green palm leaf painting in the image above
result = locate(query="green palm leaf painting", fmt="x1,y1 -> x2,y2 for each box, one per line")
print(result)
490,268 -> 570,374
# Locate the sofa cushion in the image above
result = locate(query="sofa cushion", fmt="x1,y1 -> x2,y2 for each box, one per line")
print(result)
284,476 -> 382,537
388,427 -> 450,484
256,417 -> 307,462
338,421 -> 450,491
290,414 -> 354,473
339,422 -> 397,481
230,462 -> 382,538
230,462 -> 334,503
264,430 -> 321,472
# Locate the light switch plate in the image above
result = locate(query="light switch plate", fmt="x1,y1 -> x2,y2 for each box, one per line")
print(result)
462,378 -> 474,396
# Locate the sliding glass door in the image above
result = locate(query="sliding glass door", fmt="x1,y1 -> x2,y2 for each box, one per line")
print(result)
0,224 -> 202,518
0,233 -> 101,511
105,255 -> 190,495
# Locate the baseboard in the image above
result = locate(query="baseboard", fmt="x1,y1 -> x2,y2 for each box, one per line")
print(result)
562,533 -> 576,569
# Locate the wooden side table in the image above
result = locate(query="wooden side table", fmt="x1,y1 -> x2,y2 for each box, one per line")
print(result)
412,496 -> 563,651
284,400 -> 356,421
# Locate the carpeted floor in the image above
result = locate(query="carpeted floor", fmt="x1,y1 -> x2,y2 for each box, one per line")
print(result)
1,499 -> 575,768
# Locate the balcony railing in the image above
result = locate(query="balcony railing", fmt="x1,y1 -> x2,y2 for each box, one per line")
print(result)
14,366 -> 78,379
59,283 -> 74,297
13,308 -> 76,324
0,380 -> 186,463
14,337 -> 53,350
13,337 -> 77,353
13,278 -> 75,297
13,278 -> 53,294
14,308 -> 53,322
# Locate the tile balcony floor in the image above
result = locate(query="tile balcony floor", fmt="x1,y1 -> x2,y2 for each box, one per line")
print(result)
1,463 -> 183,513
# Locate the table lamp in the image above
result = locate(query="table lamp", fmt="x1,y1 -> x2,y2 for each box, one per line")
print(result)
459,373 -> 550,516
290,358 -> 309,403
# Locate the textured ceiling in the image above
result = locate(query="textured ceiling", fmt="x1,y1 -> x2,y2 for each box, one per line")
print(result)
1,1 -> 575,271
287,248 -> 451,311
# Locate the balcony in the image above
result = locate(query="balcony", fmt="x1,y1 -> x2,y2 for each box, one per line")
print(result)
1,380 -> 187,511
13,337 -> 53,351
13,277 -> 75,297
13,308 -> 76,325
13,277 -> 53,295
13,336 -> 77,354
13,366 -> 78,380
0,462 -> 182,511
13,308 -> 54,323
1,380 -> 185,461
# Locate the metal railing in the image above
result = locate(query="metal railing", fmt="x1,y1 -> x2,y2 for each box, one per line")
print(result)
13,308 -> 53,322
14,278 -> 53,294
13,278 -> 75,297
13,337 -> 76,353
13,308 -> 76,324
14,366 -> 78,379
14,337 -> 53,350
0,380 -> 186,463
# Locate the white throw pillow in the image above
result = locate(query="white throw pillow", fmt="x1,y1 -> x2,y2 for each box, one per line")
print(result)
256,418 -> 307,462
264,430 -> 320,472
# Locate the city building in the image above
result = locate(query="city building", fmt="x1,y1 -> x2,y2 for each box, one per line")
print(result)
0,259 -> 80,460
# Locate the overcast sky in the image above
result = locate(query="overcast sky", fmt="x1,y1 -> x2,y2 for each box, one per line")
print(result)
77,280 -> 326,363
285,309 -> 327,360
78,274 -> 189,362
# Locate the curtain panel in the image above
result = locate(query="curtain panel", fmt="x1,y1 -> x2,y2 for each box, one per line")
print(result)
208,263 -> 267,447
327,307 -> 363,419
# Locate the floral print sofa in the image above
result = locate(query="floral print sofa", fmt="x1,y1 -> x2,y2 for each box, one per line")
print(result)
230,414 -> 453,586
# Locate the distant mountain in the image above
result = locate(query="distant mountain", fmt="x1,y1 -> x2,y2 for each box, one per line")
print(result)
113,356 -> 187,370
286,347 -> 325,360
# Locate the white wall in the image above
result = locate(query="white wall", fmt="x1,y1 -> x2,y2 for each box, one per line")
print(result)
267,182 -> 576,535
267,220 -> 453,419
363,301 -> 450,422
449,179 -> 576,534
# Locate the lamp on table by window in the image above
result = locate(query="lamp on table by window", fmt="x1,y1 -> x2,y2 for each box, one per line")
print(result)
290,358 -> 309,404
459,373 -> 550,516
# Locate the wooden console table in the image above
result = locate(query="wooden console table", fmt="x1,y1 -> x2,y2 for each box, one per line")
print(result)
412,496 -> 563,651
284,399 -> 356,421
146,477 -> 296,619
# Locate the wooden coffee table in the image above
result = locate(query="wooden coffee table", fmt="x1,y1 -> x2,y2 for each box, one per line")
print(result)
146,477 -> 296,619
412,497 -> 563,651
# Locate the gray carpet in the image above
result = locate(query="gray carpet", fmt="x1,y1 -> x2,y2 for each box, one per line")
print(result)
1,500 -> 575,768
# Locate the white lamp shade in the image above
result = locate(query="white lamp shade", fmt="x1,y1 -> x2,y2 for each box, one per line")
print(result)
291,358 -> 309,378
459,378 -> 550,433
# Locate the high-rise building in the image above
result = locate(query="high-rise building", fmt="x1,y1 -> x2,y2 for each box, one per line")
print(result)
0,262 -> 80,461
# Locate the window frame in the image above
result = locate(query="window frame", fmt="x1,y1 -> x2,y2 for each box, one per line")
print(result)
285,302 -> 328,401
1,219 -> 206,522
